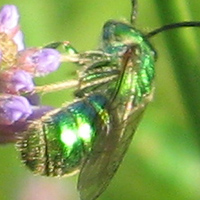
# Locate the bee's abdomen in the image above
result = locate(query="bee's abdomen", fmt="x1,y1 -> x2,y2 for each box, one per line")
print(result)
17,94 -> 109,177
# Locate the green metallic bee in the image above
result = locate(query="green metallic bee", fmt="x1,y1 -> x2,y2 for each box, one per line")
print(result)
17,0 -> 200,199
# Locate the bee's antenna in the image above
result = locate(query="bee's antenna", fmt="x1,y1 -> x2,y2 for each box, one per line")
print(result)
130,0 -> 137,25
146,21 -> 200,38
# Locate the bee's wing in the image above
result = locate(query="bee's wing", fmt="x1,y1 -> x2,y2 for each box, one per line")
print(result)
77,98 -> 150,200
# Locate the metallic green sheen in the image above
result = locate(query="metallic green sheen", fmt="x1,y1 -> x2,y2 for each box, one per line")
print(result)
76,21 -> 155,106
76,21 -> 156,200
17,95 -> 109,177
102,20 -> 155,105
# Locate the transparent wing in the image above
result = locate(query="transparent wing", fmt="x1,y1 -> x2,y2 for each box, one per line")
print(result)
77,95 -> 151,200
77,43 -> 154,200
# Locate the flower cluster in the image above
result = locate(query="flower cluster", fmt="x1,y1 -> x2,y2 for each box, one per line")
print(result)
0,5 -> 61,143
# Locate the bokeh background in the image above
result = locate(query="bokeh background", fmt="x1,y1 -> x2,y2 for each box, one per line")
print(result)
0,0 -> 200,200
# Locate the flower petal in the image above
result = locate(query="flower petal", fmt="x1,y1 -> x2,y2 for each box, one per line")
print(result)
16,48 -> 61,76
13,30 -> 25,51
0,95 -> 32,125
0,70 -> 34,94
32,48 -> 61,75
0,5 -> 19,32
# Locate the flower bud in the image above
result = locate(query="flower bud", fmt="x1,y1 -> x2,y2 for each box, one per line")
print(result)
0,5 -> 19,32
0,69 -> 34,94
0,95 -> 32,125
17,48 -> 60,76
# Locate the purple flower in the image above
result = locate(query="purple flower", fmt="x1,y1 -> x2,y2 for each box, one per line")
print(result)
11,70 -> 34,92
0,5 -> 24,69
0,5 -> 24,51
13,30 -> 24,51
0,5 -> 62,144
0,5 -> 19,32
0,95 -> 32,125
0,69 -> 34,94
29,105 -> 54,120
16,48 -> 61,76
26,93 -> 40,105
0,105 -> 53,143
32,48 -> 60,75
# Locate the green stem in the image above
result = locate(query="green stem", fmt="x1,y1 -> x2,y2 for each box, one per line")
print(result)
153,1 -> 200,142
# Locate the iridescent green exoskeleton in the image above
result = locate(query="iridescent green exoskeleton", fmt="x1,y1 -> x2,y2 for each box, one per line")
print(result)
16,0 -> 200,200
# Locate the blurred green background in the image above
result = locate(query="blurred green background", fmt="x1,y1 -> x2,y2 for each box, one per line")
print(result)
0,0 -> 200,200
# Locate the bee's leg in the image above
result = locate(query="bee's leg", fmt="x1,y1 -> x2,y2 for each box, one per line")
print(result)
33,79 -> 79,95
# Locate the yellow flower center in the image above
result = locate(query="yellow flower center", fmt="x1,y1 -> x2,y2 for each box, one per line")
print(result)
0,32 -> 18,69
